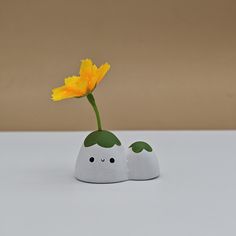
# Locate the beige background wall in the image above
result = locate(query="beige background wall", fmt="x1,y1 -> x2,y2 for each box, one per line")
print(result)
0,0 -> 236,131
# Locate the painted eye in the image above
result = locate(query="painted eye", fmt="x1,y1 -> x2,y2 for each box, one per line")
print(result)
89,157 -> 95,163
109,158 -> 115,163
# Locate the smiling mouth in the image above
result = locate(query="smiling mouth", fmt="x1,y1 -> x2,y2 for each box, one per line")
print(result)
101,158 -> 105,162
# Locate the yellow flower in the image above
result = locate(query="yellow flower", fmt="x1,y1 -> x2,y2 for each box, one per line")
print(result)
52,59 -> 110,101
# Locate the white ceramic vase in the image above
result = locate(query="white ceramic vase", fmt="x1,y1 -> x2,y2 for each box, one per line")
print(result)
74,131 -> 160,183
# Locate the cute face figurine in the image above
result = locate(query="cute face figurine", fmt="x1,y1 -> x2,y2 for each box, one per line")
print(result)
74,130 -> 128,183
127,141 -> 160,180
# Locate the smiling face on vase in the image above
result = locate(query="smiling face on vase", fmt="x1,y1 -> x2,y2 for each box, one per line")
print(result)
75,144 -> 128,183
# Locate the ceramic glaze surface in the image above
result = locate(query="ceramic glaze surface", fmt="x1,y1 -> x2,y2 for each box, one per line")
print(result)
127,147 -> 160,180
75,144 -> 128,183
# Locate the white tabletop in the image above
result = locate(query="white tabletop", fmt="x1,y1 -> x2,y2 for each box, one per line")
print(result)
0,131 -> 236,236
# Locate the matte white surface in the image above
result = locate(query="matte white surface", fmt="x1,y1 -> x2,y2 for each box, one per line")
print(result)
0,131 -> 236,236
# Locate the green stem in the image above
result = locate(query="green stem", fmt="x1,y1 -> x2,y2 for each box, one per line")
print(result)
86,93 -> 102,131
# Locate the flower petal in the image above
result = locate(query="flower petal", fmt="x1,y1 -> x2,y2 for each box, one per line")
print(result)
96,63 -> 110,83
73,77 -> 89,95
51,86 -> 78,101
65,76 -> 89,94
52,77 -> 89,101
64,76 -> 80,86
80,59 -> 93,77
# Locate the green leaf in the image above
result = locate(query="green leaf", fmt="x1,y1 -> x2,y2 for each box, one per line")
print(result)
129,141 -> 153,153
84,130 -> 121,148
